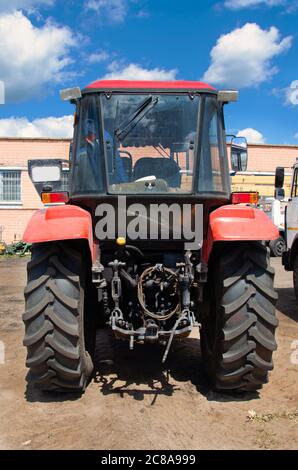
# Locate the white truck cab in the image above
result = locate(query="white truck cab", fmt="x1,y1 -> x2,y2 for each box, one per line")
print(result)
276,162 -> 298,298
285,164 -> 298,250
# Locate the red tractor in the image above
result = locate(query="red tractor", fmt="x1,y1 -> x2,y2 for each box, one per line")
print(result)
23,80 -> 279,393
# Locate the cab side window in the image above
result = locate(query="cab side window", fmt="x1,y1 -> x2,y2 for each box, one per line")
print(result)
72,95 -> 104,195
198,96 -> 228,194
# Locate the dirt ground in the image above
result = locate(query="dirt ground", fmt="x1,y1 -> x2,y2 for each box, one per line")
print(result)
0,256 -> 297,450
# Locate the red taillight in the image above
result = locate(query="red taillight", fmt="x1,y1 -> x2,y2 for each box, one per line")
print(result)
231,192 -> 259,205
41,192 -> 69,204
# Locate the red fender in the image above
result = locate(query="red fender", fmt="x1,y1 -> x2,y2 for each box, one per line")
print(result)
202,205 -> 279,262
23,205 -> 97,262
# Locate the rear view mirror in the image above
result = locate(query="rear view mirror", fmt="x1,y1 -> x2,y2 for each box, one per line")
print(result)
275,167 -> 285,189
230,136 -> 248,172
28,159 -> 68,196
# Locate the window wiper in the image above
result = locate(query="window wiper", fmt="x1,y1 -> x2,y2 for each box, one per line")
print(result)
115,96 -> 159,142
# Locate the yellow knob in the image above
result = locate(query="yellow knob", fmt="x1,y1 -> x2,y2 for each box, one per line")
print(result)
116,237 -> 126,246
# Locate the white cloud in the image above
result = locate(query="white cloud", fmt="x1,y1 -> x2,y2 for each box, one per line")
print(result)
136,9 -> 150,18
237,128 -> 265,143
224,0 -> 284,9
0,115 -> 73,138
0,0 -> 54,13
101,62 -> 178,81
286,80 -> 298,105
202,23 -> 292,88
0,11 -> 76,101
85,0 -> 127,24
88,50 -> 109,64
285,1 -> 298,12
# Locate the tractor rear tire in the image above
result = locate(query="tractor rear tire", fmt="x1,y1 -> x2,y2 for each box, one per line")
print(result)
201,241 -> 278,392
23,242 -> 95,393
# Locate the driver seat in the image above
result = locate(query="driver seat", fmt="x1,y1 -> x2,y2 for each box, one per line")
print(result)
133,158 -> 181,188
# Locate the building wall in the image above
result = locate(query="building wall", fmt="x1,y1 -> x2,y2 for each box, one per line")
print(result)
246,144 -> 298,172
0,138 -> 70,244
0,138 -> 298,244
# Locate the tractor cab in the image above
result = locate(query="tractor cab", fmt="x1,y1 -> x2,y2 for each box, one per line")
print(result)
29,81 -> 248,202
64,80 -> 242,198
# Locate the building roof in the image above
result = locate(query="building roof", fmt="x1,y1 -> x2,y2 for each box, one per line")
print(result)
84,79 -> 216,92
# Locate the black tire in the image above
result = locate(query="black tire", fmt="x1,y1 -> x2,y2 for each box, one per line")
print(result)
201,241 -> 278,392
293,255 -> 298,301
94,328 -> 116,367
269,236 -> 286,257
23,241 -> 96,392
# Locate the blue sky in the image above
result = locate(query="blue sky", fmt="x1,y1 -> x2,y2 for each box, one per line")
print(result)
0,0 -> 297,144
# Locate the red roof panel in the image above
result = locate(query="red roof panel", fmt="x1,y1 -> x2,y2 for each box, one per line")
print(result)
84,79 -> 216,91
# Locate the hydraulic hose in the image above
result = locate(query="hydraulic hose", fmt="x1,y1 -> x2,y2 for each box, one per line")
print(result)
137,265 -> 180,321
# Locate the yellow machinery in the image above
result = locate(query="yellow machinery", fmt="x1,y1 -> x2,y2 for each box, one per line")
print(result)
231,172 -> 292,198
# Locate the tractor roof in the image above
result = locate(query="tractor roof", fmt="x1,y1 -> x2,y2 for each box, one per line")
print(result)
83,79 -> 216,93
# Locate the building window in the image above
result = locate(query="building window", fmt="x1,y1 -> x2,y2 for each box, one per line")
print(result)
0,170 -> 21,203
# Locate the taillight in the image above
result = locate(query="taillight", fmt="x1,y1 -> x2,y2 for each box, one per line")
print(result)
231,192 -> 259,205
41,192 -> 69,204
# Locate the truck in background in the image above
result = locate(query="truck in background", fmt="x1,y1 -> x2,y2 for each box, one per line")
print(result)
275,163 -> 298,299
